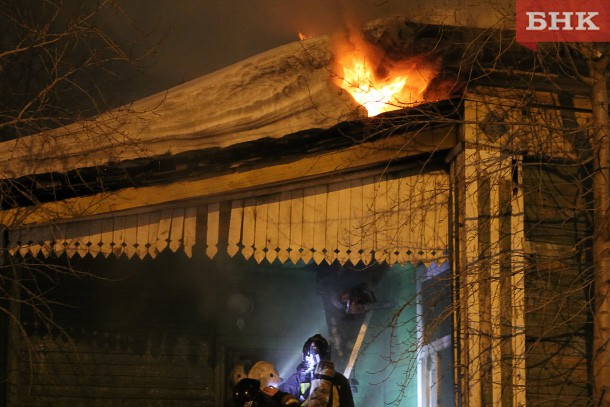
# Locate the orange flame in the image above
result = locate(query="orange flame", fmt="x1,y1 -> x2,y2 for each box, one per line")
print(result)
338,48 -> 437,117
298,32 -> 310,40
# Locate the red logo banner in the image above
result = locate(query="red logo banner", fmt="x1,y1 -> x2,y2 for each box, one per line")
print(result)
516,0 -> 610,51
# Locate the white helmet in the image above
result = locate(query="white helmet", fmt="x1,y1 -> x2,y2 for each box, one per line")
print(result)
229,362 -> 248,387
247,361 -> 282,388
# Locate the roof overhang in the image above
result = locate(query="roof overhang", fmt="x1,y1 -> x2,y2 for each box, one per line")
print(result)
0,36 -> 363,180
0,122 -> 458,228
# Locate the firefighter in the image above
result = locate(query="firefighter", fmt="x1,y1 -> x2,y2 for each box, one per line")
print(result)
248,360 -> 282,389
233,378 -> 299,407
230,359 -> 252,387
278,334 -> 354,407
330,282 -> 377,314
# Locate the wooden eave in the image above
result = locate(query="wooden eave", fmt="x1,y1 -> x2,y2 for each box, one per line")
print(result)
0,100 -> 461,228
0,98 -> 461,209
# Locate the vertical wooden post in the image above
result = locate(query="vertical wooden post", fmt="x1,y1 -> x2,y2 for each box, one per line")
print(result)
458,97 -> 479,407
511,158 -> 527,407
457,146 -> 482,407
489,155 -> 505,406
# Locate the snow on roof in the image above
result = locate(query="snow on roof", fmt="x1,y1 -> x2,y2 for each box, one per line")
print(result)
0,36 -> 363,179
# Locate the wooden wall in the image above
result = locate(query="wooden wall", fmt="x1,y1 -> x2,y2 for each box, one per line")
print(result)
523,161 -> 592,407
11,252 -> 219,406
16,333 -> 215,406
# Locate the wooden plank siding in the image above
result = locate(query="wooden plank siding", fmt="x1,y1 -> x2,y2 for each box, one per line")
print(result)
462,89 -> 594,407
16,335 -> 215,406
522,163 -> 592,407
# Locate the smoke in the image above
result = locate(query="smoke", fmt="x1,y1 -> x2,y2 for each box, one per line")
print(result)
112,0 -> 408,102
259,0 -> 392,40
109,0 -> 513,104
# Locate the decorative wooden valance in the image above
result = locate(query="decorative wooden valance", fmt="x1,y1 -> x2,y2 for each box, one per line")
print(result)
7,208 -> 198,259
7,171 -> 449,265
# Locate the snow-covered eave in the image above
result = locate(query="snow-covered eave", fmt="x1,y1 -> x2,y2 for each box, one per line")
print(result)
0,35 -> 363,180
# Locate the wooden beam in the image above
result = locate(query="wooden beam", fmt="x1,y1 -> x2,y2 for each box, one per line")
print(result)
463,148 -> 482,407
511,158 -> 527,407
0,126 -> 458,227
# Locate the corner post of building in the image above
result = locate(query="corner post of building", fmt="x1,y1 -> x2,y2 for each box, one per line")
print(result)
455,95 -> 527,407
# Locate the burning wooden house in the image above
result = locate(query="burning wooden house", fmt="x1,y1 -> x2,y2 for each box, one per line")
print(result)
0,17 -> 596,407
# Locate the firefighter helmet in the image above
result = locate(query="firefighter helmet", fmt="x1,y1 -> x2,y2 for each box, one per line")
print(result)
248,360 -> 281,388
302,334 -> 331,362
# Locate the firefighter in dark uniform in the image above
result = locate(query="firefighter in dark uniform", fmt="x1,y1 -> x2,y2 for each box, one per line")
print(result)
278,334 -> 354,407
